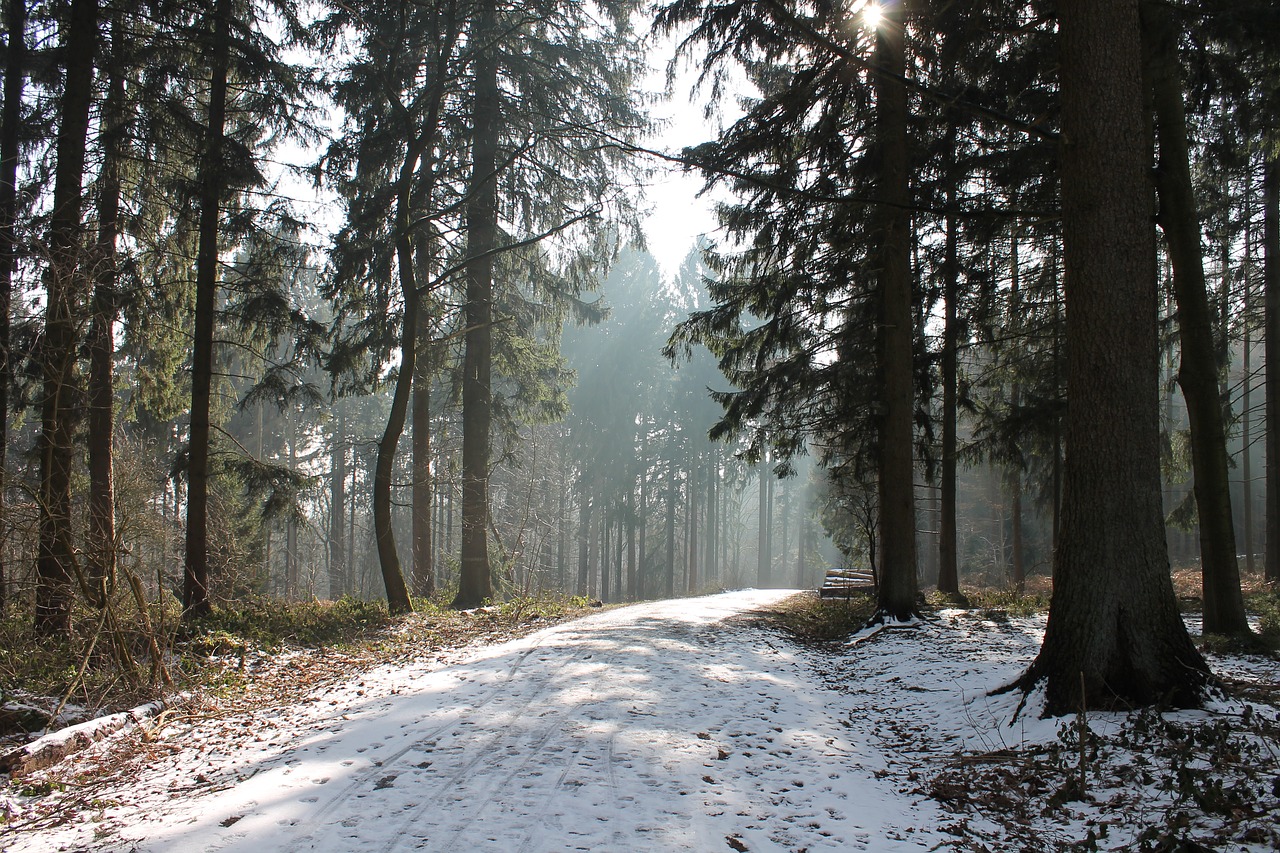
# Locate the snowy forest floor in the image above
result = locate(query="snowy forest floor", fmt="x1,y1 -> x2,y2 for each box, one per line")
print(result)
1,588 -> 1278,852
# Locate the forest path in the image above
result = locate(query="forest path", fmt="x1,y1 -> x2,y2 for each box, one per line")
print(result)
5,589 -> 949,852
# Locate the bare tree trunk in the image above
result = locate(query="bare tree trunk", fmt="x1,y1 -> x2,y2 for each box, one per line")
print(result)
329,406 -> 347,599
37,0 -> 98,634
455,0 -> 499,608
412,308 -> 434,598
576,487 -> 591,596
938,141 -> 959,595
1242,180 -> 1254,576
686,455 -> 698,593
0,0 -> 27,610
1016,0 -> 1209,714
874,0 -> 919,620
184,0 -> 229,620
614,512 -> 624,601
1265,157 -> 1280,584
1144,0 -> 1249,636
626,481 -> 637,601
370,153 -> 419,616
556,454 -> 566,592
86,11 -> 125,606
705,456 -> 717,586
638,459 -> 648,598
1009,225 -> 1026,593
756,466 -> 769,587
665,443 -> 676,599
588,502 -> 599,599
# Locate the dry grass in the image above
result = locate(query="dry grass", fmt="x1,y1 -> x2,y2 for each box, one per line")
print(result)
750,590 -> 878,641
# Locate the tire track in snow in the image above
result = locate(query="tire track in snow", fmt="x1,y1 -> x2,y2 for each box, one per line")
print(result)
285,637 -> 599,852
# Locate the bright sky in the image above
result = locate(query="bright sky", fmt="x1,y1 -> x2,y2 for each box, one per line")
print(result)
270,26 -> 731,284
638,36 -> 730,280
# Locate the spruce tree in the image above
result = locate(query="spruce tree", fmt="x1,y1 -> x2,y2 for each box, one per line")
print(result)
35,0 -> 98,635
1013,0 -> 1210,714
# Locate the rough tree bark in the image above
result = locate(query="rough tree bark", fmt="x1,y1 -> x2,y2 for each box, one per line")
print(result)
873,0 -> 919,621
329,406 -> 347,598
1009,224 -> 1026,593
87,12 -> 126,604
686,455 -> 698,593
756,465 -> 769,587
184,0 -> 230,619
37,0 -> 98,634
1265,158 -> 1279,584
0,0 -> 27,611
938,128 -> 959,596
665,439 -> 676,598
370,147 -> 420,616
577,485 -> 591,595
626,482 -> 637,601
1143,0 -> 1250,637
412,290 -> 434,599
1013,0 -> 1210,715
454,0 -> 499,608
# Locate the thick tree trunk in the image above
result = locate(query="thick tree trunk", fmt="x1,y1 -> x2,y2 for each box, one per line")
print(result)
37,0 -> 98,634
455,0 -> 499,608
1265,158 -> 1280,584
874,0 -> 919,620
0,0 -> 26,611
1143,0 -> 1249,636
1017,0 -> 1209,714
184,0 -> 229,620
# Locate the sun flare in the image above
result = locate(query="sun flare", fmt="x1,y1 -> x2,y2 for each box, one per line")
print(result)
861,1 -> 884,30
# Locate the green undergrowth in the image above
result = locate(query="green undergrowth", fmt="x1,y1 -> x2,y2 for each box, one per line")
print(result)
186,595 -> 392,654
1,591 -> 599,742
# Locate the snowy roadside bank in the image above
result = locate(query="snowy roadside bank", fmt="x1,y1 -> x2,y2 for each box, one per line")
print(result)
2,589 -> 1277,852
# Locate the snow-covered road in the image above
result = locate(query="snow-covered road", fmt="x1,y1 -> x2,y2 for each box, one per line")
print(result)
6,590 -> 951,852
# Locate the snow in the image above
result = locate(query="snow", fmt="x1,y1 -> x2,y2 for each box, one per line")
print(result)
2,590 -> 1277,852
1,700 -> 168,777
